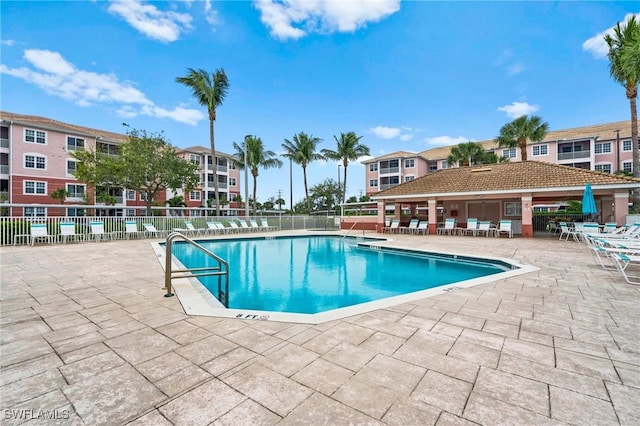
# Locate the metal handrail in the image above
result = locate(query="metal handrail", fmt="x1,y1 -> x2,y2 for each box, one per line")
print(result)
342,220 -> 365,240
164,232 -> 229,307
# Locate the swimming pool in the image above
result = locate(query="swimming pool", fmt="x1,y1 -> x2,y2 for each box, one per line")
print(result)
161,235 -> 530,322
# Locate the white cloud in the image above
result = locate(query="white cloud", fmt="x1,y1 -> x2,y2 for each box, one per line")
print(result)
399,134 -> 413,141
370,126 -> 401,139
1,49 -> 204,125
583,13 -> 640,59
424,136 -> 469,146
353,155 -> 373,166
1,39 -> 15,46
108,0 -> 192,43
506,63 -> 524,76
254,0 -> 400,40
497,101 -> 540,119
204,0 -> 218,25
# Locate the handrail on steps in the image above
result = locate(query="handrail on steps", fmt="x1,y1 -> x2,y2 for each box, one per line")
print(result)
342,220 -> 366,240
164,232 -> 229,307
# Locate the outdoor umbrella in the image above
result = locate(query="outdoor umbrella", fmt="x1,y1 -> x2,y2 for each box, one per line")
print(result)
582,182 -> 597,220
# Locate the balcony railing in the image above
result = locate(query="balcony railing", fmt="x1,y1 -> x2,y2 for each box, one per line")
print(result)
557,150 -> 590,161
206,182 -> 228,189
0,138 -> 8,149
207,164 -> 228,173
0,165 -> 8,175
379,167 -> 399,174
379,183 -> 400,191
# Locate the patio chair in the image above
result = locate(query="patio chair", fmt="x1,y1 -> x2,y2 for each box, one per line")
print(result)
559,222 -> 579,241
384,219 -> 400,234
124,220 -> 143,239
30,223 -> 54,245
476,221 -> 493,237
227,221 -> 242,233
437,218 -> 456,235
602,223 -> 621,234
611,252 -> 640,285
249,219 -> 264,231
206,222 -> 222,235
237,219 -> 253,232
183,220 -> 206,236
495,220 -> 513,238
415,221 -> 429,235
401,218 -> 420,234
143,223 -> 165,238
261,218 -> 278,231
90,221 -> 118,242
460,218 -> 478,236
59,222 -> 85,244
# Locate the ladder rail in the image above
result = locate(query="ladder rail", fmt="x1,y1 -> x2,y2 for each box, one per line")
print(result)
342,220 -> 366,240
164,231 -> 230,307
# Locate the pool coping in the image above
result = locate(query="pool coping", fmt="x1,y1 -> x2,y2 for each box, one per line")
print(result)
151,232 -> 539,324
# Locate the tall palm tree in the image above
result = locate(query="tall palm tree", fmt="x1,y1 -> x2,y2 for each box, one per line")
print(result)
281,132 -> 324,213
605,16 -> 640,208
231,135 -> 283,211
495,115 -> 549,161
321,132 -> 370,204
446,141 -> 487,167
176,68 -> 229,216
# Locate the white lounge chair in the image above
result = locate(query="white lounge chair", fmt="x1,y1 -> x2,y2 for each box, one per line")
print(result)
559,222 -> 579,241
59,222 -> 85,243
260,218 -> 278,231
183,220 -> 206,236
496,220 -> 513,238
30,223 -> 54,245
237,219 -> 252,232
143,223 -> 165,238
611,252 -> 640,285
437,218 -> 456,235
90,221 -> 117,241
460,218 -> 478,236
401,218 -> 420,234
249,219 -> 264,232
476,221 -> 493,237
384,219 -> 400,234
415,221 -> 429,235
124,220 -> 143,239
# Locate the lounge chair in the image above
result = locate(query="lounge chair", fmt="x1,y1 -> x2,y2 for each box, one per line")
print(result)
437,218 -> 456,235
90,221 -> 117,241
228,221 -> 241,233
496,220 -> 513,238
237,219 -> 252,232
476,221 -> 493,237
143,223 -> 165,238
59,222 -> 85,243
260,218 -> 278,231
611,252 -> 640,285
183,220 -> 206,236
559,222 -> 579,241
460,218 -> 478,236
401,218 -> 420,234
384,219 -> 400,234
249,219 -> 264,232
124,220 -> 143,239
415,221 -> 429,235
30,223 -> 54,245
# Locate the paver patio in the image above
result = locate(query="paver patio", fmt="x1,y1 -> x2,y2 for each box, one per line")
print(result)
1,232 -> 639,425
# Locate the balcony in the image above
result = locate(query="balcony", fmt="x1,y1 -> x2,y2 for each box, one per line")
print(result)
207,164 -> 228,173
557,150 -> 590,161
379,183 -> 400,191
379,167 -> 399,175
205,182 -> 228,189
0,138 -> 8,149
0,165 -> 8,175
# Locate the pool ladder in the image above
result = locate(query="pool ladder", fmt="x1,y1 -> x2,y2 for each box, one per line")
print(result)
342,220 -> 366,242
164,232 -> 229,308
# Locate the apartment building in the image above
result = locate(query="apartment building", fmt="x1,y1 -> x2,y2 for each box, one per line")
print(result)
0,111 -> 240,216
363,120 -> 637,196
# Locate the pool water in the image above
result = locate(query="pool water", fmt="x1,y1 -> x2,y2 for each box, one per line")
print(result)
169,236 -> 508,314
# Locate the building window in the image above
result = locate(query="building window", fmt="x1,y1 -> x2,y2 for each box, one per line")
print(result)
67,160 -> 77,176
594,142 -> 612,154
126,209 -> 136,217
24,181 -> 46,195
595,164 -> 612,174
126,190 -> 136,200
140,193 -> 149,201
189,154 -> 201,165
441,160 -> 449,169
66,184 -> 86,199
229,177 -> 236,186
405,176 -> 414,182
24,207 -> 46,217
67,136 -> 85,151
622,140 -> 632,151
229,163 -> 236,170
404,159 -> 415,168
67,208 -> 86,217
369,179 -> 378,187
502,148 -> 517,159
25,154 -> 46,169
504,202 -> 522,216
25,129 -> 46,144
623,161 -> 633,173
189,191 -> 201,201
369,163 -> 378,172
532,144 -> 548,156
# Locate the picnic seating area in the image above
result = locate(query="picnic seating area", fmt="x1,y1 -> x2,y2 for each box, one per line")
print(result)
382,218 -> 514,238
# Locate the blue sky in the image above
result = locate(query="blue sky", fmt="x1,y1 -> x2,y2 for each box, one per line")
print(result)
1,1 -> 638,205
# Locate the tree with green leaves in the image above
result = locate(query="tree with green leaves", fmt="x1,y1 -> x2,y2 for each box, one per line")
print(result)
605,16 -> 640,208
495,115 -> 549,161
308,178 -> 342,214
231,135 -> 283,211
50,188 -> 69,204
447,141 -> 487,167
176,68 -> 229,216
72,129 -> 200,216
282,132 -> 325,213
321,131 -> 370,204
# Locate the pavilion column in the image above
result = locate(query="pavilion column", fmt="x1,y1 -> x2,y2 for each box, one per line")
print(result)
377,201 -> 386,233
428,199 -> 438,235
521,194 -> 533,237
614,191 -> 629,225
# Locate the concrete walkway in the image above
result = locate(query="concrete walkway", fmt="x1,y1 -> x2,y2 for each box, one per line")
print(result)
1,233 -> 638,425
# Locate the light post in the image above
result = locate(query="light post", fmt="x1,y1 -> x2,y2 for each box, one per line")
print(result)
244,135 -> 250,218
289,158 -> 293,216
337,164 -> 342,207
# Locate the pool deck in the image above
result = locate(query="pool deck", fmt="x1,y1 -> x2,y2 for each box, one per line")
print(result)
1,232 -> 638,425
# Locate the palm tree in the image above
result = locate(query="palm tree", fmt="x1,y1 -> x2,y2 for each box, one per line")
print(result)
446,141 -> 487,167
321,132 -> 370,204
495,115 -> 549,161
176,68 -> 229,216
231,135 -> 283,211
605,16 -> 640,209
282,132 -> 324,213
